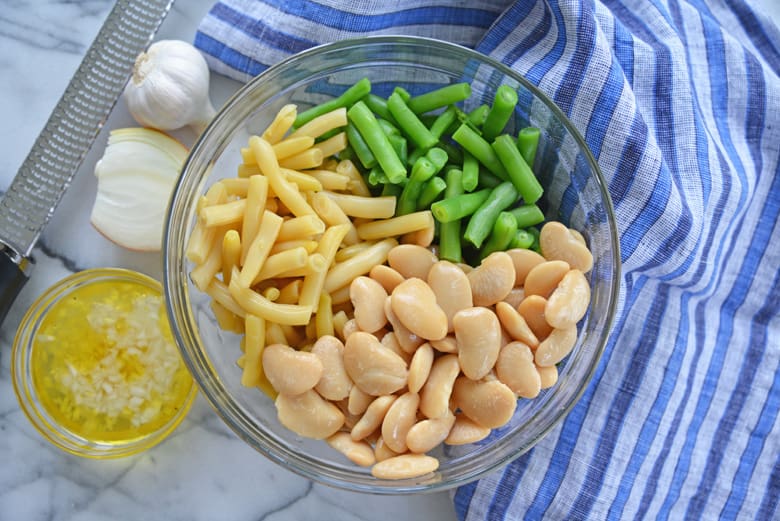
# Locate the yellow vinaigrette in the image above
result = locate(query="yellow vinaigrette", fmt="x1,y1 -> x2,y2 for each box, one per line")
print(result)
31,279 -> 192,444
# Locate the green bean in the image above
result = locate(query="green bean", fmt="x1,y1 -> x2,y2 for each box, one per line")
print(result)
509,229 -> 535,250
346,122 -> 377,169
393,86 -> 411,102
367,166 -> 390,187
347,101 -> 407,184
439,169 -> 464,263
417,176 -> 447,210
387,92 -> 438,150
461,151 -> 479,192
438,141 -> 463,164
491,134 -> 543,203
478,170 -> 503,189
508,204 -> 544,229
517,126 -> 540,167
362,94 -> 394,121
294,77 -> 372,128
377,118 -> 401,137
464,182 -> 519,248
426,147 -> 449,172
387,134 -> 408,166
430,188 -> 491,223
452,124 -> 508,180
407,82 -> 472,115
482,84 -> 518,141
397,157 -> 437,215
467,104 -> 490,127
382,182 -> 403,198
480,211 -> 518,258
429,106 -> 458,140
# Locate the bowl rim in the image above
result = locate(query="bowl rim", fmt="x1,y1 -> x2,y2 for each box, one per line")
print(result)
11,267 -> 197,459
164,35 -> 621,493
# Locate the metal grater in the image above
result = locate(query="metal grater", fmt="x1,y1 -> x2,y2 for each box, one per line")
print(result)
0,0 -> 175,325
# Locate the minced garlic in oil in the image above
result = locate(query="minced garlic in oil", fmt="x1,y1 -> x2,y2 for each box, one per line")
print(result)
31,279 -> 192,443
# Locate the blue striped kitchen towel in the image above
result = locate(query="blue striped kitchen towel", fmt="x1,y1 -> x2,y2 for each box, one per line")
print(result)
194,1 -> 780,519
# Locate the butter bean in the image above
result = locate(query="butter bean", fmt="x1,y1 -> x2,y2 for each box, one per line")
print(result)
406,413 -> 456,454
495,342 -> 541,399
502,287 -> 526,309
348,385 -> 373,415
539,221 -> 593,273
380,331 -> 413,364
467,251 -> 516,306
495,301 -> 539,348
371,454 -> 439,480
262,343 -> 323,396
407,342 -> 434,394
546,269 -> 590,329
453,307 -> 501,380
391,278 -> 448,341
275,390 -> 344,439
374,436 -> 400,462
524,260 -> 570,299
427,260 -> 473,332
384,297 -> 425,353
419,354 -> 460,419
350,276 -> 389,333
311,335 -> 352,401
341,318 -> 359,340
387,244 -> 438,280
369,264 -> 405,293
430,335 -> 458,354
327,432 -> 376,467
506,248 -> 546,286
537,364 -> 559,389
517,295 -> 553,340
351,395 -> 397,441
452,377 -> 517,429
381,391 -> 420,453
445,415 -> 492,445
344,331 -> 408,396
535,326 -> 578,367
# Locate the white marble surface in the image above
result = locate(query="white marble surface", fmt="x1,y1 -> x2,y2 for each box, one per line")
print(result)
0,2 -> 457,520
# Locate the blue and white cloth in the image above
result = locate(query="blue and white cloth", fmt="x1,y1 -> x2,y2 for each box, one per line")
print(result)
194,1 -> 780,519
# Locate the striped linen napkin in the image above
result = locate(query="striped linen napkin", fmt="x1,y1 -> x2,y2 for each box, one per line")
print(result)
194,1 -> 780,519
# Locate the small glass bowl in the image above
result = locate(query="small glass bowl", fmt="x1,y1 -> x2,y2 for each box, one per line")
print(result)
165,36 -> 620,493
12,268 -> 197,459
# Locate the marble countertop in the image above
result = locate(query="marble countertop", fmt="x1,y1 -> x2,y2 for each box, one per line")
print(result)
0,2 -> 457,519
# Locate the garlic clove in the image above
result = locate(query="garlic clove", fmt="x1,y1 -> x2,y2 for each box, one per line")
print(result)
124,40 -> 216,134
90,128 -> 188,251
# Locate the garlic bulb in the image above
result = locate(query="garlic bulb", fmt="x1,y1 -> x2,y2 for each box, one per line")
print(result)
124,40 -> 216,134
90,128 -> 188,251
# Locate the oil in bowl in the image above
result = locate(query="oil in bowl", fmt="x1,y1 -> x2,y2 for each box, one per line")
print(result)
12,268 -> 196,458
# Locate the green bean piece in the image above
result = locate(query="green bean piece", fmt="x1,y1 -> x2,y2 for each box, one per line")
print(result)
429,106 -> 458,140
387,92 -> 438,150
482,84 -> 519,141
346,122 -> 377,169
407,82 -> 472,115
477,170 -> 503,189
491,134 -> 543,203
517,126 -> 541,167
527,226 -> 541,252
480,211 -> 519,258
508,204 -> 545,229
387,134 -> 408,166
438,141 -> 463,164
417,176 -> 447,210
430,188 -> 491,223
452,124 -> 508,180
439,169 -> 464,263
393,86 -> 411,102
426,147 -> 449,171
367,167 -> 390,187
509,229 -> 535,249
461,151 -> 479,192
362,94 -> 394,121
467,104 -> 490,127
377,119 -> 402,138
294,77 -> 372,128
464,182 -> 520,248
381,182 -> 403,198
397,157 -> 437,215
347,101 -> 407,184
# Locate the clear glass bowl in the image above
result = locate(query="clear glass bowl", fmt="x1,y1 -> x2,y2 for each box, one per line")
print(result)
12,268 -> 197,459
164,36 -> 620,493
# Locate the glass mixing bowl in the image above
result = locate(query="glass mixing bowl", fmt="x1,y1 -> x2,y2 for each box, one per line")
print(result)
164,36 -> 620,493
